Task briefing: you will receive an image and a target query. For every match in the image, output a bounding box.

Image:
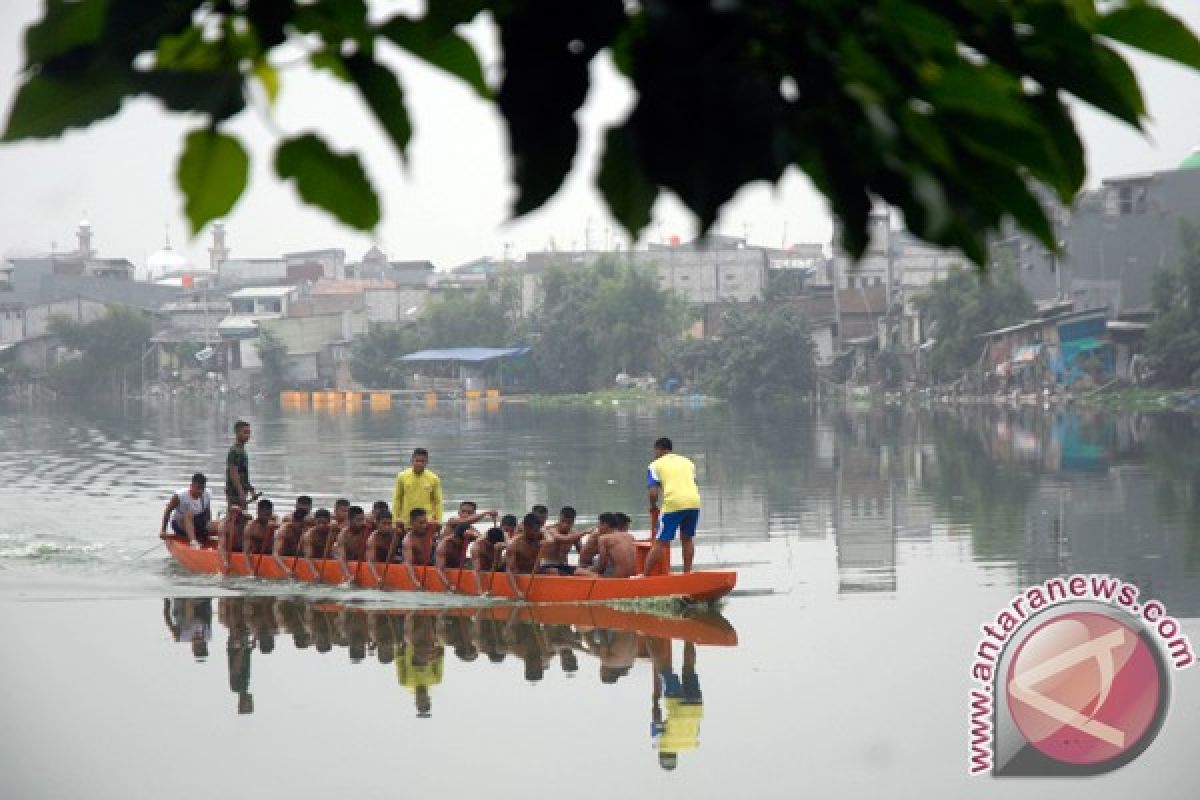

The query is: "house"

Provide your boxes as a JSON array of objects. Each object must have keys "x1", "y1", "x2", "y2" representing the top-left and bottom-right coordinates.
[
  {"x1": 307, "y1": 278, "x2": 403, "y2": 324},
  {"x1": 217, "y1": 286, "x2": 297, "y2": 375},
  {"x1": 980, "y1": 307, "x2": 1113, "y2": 390},
  {"x1": 258, "y1": 311, "x2": 367, "y2": 387}
]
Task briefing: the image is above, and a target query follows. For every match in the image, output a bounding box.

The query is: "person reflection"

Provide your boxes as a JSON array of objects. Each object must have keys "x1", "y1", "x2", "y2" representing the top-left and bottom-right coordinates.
[
  {"x1": 649, "y1": 639, "x2": 704, "y2": 771},
  {"x1": 397, "y1": 614, "x2": 444, "y2": 717},
  {"x1": 439, "y1": 613, "x2": 479, "y2": 663},
  {"x1": 163, "y1": 598, "x2": 212, "y2": 660},
  {"x1": 275, "y1": 597, "x2": 312, "y2": 650},
  {"x1": 220, "y1": 598, "x2": 254, "y2": 715},
  {"x1": 505, "y1": 614, "x2": 551, "y2": 682},
  {"x1": 342, "y1": 608, "x2": 369, "y2": 663},
  {"x1": 369, "y1": 611, "x2": 398, "y2": 665},
  {"x1": 473, "y1": 614, "x2": 508, "y2": 664},
  {"x1": 582, "y1": 627, "x2": 636, "y2": 684}
]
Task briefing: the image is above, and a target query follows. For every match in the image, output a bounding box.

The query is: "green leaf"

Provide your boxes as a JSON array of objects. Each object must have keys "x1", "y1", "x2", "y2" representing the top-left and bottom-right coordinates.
[
  {"x1": 597, "y1": 127, "x2": 659, "y2": 237},
  {"x1": 274, "y1": 133, "x2": 380, "y2": 230},
  {"x1": 1098, "y1": 5, "x2": 1200, "y2": 70},
  {"x1": 2, "y1": 63, "x2": 133, "y2": 141},
  {"x1": 138, "y1": 69, "x2": 246, "y2": 121},
  {"x1": 378, "y1": 16, "x2": 489, "y2": 98},
  {"x1": 254, "y1": 59, "x2": 280, "y2": 105},
  {"x1": 343, "y1": 55, "x2": 413, "y2": 158},
  {"x1": 23, "y1": 0, "x2": 108, "y2": 64},
  {"x1": 177, "y1": 129, "x2": 249, "y2": 233},
  {"x1": 422, "y1": 0, "x2": 487, "y2": 34},
  {"x1": 155, "y1": 26, "x2": 224, "y2": 71}
]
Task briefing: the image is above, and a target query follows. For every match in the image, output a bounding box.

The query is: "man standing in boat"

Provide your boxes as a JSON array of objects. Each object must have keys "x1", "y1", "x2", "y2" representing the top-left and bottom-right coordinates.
[
  {"x1": 643, "y1": 437, "x2": 701, "y2": 576},
  {"x1": 392, "y1": 448, "x2": 443, "y2": 526},
  {"x1": 225, "y1": 420, "x2": 255, "y2": 513}
]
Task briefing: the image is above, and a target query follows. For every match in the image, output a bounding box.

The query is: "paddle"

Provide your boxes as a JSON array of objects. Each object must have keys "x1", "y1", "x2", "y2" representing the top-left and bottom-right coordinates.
[{"x1": 315, "y1": 521, "x2": 339, "y2": 585}]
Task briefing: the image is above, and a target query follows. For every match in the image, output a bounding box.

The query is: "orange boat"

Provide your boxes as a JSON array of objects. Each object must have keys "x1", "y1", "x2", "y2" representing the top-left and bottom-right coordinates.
[{"x1": 161, "y1": 537, "x2": 736, "y2": 604}]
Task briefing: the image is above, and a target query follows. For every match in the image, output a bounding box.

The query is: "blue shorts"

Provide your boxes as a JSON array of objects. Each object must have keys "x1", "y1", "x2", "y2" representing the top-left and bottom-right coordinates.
[{"x1": 656, "y1": 509, "x2": 699, "y2": 542}]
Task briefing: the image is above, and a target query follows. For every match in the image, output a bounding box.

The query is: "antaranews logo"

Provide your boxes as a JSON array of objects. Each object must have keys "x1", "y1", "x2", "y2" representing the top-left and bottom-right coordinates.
[{"x1": 967, "y1": 574, "x2": 1194, "y2": 776}]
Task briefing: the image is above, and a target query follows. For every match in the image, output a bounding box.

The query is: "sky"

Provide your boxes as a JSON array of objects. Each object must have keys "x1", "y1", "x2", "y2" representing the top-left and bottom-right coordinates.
[{"x1": 1, "y1": 0, "x2": 1199, "y2": 274}]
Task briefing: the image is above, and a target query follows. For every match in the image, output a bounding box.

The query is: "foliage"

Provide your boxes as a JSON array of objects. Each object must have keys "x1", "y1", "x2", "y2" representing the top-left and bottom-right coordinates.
[
  {"x1": 420, "y1": 281, "x2": 521, "y2": 349},
  {"x1": 914, "y1": 263, "x2": 1034, "y2": 383},
  {"x1": 1146, "y1": 221, "x2": 1200, "y2": 387},
  {"x1": 45, "y1": 305, "x2": 152, "y2": 395},
  {"x1": 350, "y1": 324, "x2": 419, "y2": 389},
  {"x1": 702, "y1": 303, "x2": 817, "y2": 403},
  {"x1": 7, "y1": 2, "x2": 1200, "y2": 263},
  {"x1": 255, "y1": 328, "x2": 288, "y2": 391},
  {"x1": 529, "y1": 258, "x2": 688, "y2": 393}
]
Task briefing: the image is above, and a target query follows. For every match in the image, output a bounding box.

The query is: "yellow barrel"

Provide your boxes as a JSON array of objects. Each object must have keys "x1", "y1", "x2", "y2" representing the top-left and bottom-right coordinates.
[
  {"x1": 369, "y1": 392, "x2": 392, "y2": 411},
  {"x1": 344, "y1": 391, "x2": 362, "y2": 407},
  {"x1": 465, "y1": 389, "x2": 482, "y2": 400},
  {"x1": 485, "y1": 398, "x2": 501, "y2": 413},
  {"x1": 424, "y1": 391, "x2": 438, "y2": 408},
  {"x1": 486, "y1": 388, "x2": 501, "y2": 399},
  {"x1": 321, "y1": 390, "x2": 344, "y2": 407}
]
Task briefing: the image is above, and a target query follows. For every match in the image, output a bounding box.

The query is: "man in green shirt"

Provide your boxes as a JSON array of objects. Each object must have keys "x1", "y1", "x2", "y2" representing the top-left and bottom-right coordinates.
[{"x1": 225, "y1": 420, "x2": 255, "y2": 513}]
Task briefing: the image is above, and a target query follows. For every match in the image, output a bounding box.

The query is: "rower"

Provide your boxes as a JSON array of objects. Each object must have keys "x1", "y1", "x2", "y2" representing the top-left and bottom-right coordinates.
[
  {"x1": 271, "y1": 503, "x2": 307, "y2": 578},
  {"x1": 499, "y1": 514, "x2": 518, "y2": 542},
  {"x1": 538, "y1": 506, "x2": 584, "y2": 575},
  {"x1": 292, "y1": 495, "x2": 314, "y2": 527},
  {"x1": 470, "y1": 527, "x2": 507, "y2": 595},
  {"x1": 531, "y1": 504, "x2": 549, "y2": 527},
  {"x1": 451, "y1": 500, "x2": 497, "y2": 532},
  {"x1": 241, "y1": 498, "x2": 277, "y2": 573},
  {"x1": 331, "y1": 498, "x2": 351, "y2": 533},
  {"x1": 365, "y1": 510, "x2": 400, "y2": 585},
  {"x1": 595, "y1": 512, "x2": 638, "y2": 578},
  {"x1": 578, "y1": 511, "x2": 618, "y2": 568},
  {"x1": 505, "y1": 512, "x2": 546, "y2": 600},
  {"x1": 160, "y1": 472, "x2": 213, "y2": 547},
  {"x1": 401, "y1": 508, "x2": 440, "y2": 590},
  {"x1": 366, "y1": 500, "x2": 390, "y2": 534},
  {"x1": 335, "y1": 505, "x2": 368, "y2": 584},
  {"x1": 434, "y1": 522, "x2": 476, "y2": 591},
  {"x1": 299, "y1": 508, "x2": 334, "y2": 576}
]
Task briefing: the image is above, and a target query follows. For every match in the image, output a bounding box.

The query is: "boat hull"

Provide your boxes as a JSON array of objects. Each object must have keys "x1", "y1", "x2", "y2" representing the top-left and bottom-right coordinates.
[{"x1": 162, "y1": 538, "x2": 736, "y2": 604}]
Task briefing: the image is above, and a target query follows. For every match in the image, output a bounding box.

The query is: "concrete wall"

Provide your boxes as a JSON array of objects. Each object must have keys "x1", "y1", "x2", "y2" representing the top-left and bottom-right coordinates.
[{"x1": 259, "y1": 311, "x2": 367, "y2": 355}]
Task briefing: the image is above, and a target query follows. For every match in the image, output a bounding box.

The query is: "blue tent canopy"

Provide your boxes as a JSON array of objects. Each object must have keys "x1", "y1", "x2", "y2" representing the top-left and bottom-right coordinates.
[{"x1": 399, "y1": 347, "x2": 531, "y2": 363}]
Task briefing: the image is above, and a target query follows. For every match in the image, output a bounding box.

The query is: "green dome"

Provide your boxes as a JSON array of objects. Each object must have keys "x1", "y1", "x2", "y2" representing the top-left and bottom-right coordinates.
[{"x1": 1182, "y1": 148, "x2": 1200, "y2": 170}]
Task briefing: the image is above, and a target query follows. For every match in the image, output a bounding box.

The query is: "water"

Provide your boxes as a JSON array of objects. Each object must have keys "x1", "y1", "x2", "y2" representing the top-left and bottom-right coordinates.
[{"x1": 1, "y1": 398, "x2": 1198, "y2": 798}]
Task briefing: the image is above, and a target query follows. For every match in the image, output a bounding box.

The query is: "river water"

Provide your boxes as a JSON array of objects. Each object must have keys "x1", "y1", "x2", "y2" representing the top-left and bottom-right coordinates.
[{"x1": 0, "y1": 397, "x2": 1197, "y2": 798}]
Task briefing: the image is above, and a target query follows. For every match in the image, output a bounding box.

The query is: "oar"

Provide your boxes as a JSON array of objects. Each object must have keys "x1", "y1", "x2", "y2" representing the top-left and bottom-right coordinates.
[
  {"x1": 376, "y1": 524, "x2": 404, "y2": 590},
  {"x1": 485, "y1": 541, "x2": 504, "y2": 596},
  {"x1": 521, "y1": 543, "x2": 547, "y2": 603}
]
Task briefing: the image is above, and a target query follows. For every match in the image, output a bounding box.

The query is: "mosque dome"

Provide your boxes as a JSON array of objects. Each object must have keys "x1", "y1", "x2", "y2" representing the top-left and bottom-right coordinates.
[
  {"x1": 145, "y1": 239, "x2": 189, "y2": 280},
  {"x1": 1181, "y1": 146, "x2": 1200, "y2": 171}
]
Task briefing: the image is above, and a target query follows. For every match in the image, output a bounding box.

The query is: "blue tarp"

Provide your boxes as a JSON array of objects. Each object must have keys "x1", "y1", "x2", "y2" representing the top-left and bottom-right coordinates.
[{"x1": 399, "y1": 347, "x2": 531, "y2": 363}]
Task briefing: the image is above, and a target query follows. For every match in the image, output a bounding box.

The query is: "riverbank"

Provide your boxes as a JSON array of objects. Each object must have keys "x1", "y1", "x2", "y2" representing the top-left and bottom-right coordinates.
[
  {"x1": 523, "y1": 388, "x2": 713, "y2": 409},
  {"x1": 835, "y1": 385, "x2": 1200, "y2": 413}
]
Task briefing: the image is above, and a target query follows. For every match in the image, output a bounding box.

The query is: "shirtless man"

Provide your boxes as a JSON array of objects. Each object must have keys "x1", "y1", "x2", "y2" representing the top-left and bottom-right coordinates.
[
  {"x1": 532, "y1": 504, "x2": 549, "y2": 527},
  {"x1": 539, "y1": 506, "x2": 584, "y2": 575},
  {"x1": 366, "y1": 500, "x2": 390, "y2": 535},
  {"x1": 434, "y1": 522, "x2": 476, "y2": 592},
  {"x1": 578, "y1": 512, "x2": 618, "y2": 569},
  {"x1": 499, "y1": 514, "x2": 518, "y2": 542},
  {"x1": 451, "y1": 500, "x2": 497, "y2": 532},
  {"x1": 365, "y1": 510, "x2": 401, "y2": 587},
  {"x1": 335, "y1": 505, "x2": 369, "y2": 585},
  {"x1": 331, "y1": 498, "x2": 351, "y2": 533},
  {"x1": 299, "y1": 508, "x2": 335, "y2": 579},
  {"x1": 505, "y1": 513, "x2": 547, "y2": 601},
  {"x1": 271, "y1": 502, "x2": 308, "y2": 579},
  {"x1": 240, "y1": 498, "x2": 277, "y2": 574},
  {"x1": 595, "y1": 512, "x2": 638, "y2": 578},
  {"x1": 401, "y1": 508, "x2": 440, "y2": 591},
  {"x1": 471, "y1": 527, "x2": 507, "y2": 596}
]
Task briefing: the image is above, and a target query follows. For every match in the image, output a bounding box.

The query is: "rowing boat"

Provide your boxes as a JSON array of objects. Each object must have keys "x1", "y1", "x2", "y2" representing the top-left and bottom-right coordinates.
[{"x1": 161, "y1": 537, "x2": 736, "y2": 603}]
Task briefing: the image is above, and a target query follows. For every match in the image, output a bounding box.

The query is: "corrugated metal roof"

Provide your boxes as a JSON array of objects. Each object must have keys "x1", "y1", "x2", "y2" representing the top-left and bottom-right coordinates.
[
  {"x1": 400, "y1": 347, "x2": 531, "y2": 363},
  {"x1": 228, "y1": 286, "x2": 296, "y2": 298}
]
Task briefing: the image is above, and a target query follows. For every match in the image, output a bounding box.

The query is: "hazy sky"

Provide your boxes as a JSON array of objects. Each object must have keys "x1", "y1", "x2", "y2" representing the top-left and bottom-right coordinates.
[{"x1": 1, "y1": 1, "x2": 1198, "y2": 273}]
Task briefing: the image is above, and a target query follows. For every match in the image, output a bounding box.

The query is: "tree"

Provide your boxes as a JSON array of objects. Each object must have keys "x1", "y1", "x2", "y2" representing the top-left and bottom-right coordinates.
[
  {"x1": 1146, "y1": 220, "x2": 1200, "y2": 386},
  {"x1": 703, "y1": 303, "x2": 817, "y2": 403},
  {"x1": 915, "y1": 264, "x2": 1034, "y2": 384},
  {"x1": 5, "y1": 2, "x2": 1199, "y2": 264},
  {"x1": 255, "y1": 328, "x2": 288, "y2": 391},
  {"x1": 350, "y1": 323, "x2": 418, "y2": 389},
  {"x1": 530, "y1": 258, "x2": 688, "y2": 393},
  {"x1": 46, "y1": 305, "x2": 153, "y2": 396},
  {"x1": 420, "y1": 281, "x2": 521, "y2": 349}
]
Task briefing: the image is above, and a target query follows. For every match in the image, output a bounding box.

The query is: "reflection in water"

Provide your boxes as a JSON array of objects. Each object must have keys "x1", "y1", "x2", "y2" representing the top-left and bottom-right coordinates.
[{"x1": 164, "y1": 595, "x2": 733, "y2": 767}]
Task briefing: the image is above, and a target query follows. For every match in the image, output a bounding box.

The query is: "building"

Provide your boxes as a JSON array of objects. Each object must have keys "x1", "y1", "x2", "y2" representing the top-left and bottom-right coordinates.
[
  {"x1": 258, "y1": 311, "x2": 366, "y2": 387},
  {"x1": 399, "y1": 347, "x2": 532, "y2": 393},
  {"x1": 996, "y1": 150, "x2": 1200, "y2": 315},
  {"x1": 217, "y1": 286, "x2": 298, "y2": 373}
]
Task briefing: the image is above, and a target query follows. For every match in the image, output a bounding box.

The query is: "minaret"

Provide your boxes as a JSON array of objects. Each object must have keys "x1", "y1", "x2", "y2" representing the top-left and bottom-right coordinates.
[
  {"x1": 209, "y1": 221, "x2": 230, "y2": 271},
  {"x1": 77, "y1": 215, "x2": 95, "y2": 258}
]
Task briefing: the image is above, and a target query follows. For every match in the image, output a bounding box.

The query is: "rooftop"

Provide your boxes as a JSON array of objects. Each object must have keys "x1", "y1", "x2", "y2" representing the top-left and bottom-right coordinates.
[
  {"x1": 400, "y1": 347, "x2": 531, "y2": 364},
  {"x1": 228, "y1": 286, "x2": 296, "y2": 299},
  {"x1": 310, "y1": 278, "x2": 396, "y2": 295}
]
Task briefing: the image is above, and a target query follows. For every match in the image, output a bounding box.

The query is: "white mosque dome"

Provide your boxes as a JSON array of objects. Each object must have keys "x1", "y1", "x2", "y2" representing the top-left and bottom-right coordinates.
[{"x1": 145, "y1": 240, "x2": 189, "y2": 281}]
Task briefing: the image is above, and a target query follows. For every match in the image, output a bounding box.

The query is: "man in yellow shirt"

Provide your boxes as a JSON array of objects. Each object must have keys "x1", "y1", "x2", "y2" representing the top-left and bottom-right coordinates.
[
  {"x1": 392, "y1": 448, "x2": 443, "y2": 526},
  {"x1": 643, "y1": 437, "x2": 701, "y2": 576}
]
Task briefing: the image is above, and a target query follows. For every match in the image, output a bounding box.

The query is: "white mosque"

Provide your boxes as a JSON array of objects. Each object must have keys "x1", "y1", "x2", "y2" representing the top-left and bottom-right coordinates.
[{"x1": 142, "y1": 226, "x2": 219, "y2": 286}]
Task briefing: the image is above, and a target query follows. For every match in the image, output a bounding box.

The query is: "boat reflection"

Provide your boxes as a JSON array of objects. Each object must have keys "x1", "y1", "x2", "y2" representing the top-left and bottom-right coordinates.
[{"x1": 163, "y1": 596, "x2": 736, "y2": 767}]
